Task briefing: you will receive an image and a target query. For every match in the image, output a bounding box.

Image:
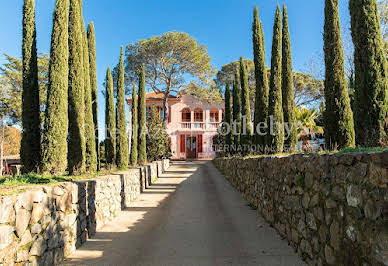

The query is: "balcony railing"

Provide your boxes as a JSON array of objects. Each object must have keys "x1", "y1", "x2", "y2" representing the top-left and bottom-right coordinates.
[{"x1": 180, "y1": 122, "x2": 220, "y2": 130}]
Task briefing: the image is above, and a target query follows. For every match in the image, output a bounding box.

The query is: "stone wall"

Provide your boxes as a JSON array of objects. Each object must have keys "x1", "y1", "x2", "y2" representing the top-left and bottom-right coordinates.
[
  {"x1": 0, "y1": 160, "x2": 169, "y2": 265},
  {"x1": 214, "y1": 153, "x2": 388, "y2": 266}
]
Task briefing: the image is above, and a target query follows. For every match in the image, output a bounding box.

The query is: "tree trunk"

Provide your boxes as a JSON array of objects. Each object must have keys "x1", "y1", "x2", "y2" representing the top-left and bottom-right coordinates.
[
  {"x1": 162, "y1": 90, "x2": 170, "y2": 123},
  {"x1": 0, "y1": 117, "x2": 4, "y2": 177}
]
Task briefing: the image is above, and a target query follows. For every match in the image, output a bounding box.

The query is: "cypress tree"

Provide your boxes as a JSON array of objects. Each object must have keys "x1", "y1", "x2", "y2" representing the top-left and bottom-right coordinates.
[
  {"x1": 105, "y1": 67, "x2": 115, "y2": 167},
  {"x1": 239, "y1": 57, "x2": 253, "y2": 147},
  {"x1": 253, "y1": 5, "x2": 269, "y2": 148},
  {"x1": 81, "y1": 18, "x2": 97, "y2": 172},
  {"x1": 324, "y1": 0, "x2": 355, "y2": 149},
  {"x1": 138, "y1": 64, "x2": 147, "y2": 165},
  {"x1": 232, "y1": 70, "x2": 242, "y2": 148},
  {"x1": 281, "y1": 5, "x2": 298, "y2": 152},
  {"x1": 268, "y1": 5, "x2": 284, "y2": 154},
  {"x1": 224, "y1": 82, "x2": 233, "y2": 148},
  {"x1": 130, "y1": 82, "x2": 138, "y2": 166},
  {"x1": 87, "y1": 22, "x2": 99, "y2": 168},
  {"x1": 21, "y1": 0, "x2": 41, "y2": 173},
  {"x1": 41, "y1": 0, "x2": 69, "y2": 174},
  {"x1": 349, "y1": 0, "x2": 388, "y2": 146},
  {"x1": 68, "y1": 0, "x2": 86, "y2": 174},
  {"x1": 116, "y1": 47, "x2": 129, "y2": 169}
]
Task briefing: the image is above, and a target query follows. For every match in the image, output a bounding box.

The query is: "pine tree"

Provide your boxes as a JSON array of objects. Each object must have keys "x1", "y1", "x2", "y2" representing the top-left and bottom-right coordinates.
[
  {"x1": 130, "y1": 82, "x2": 138, "y2": 166},
  {"x1": 116, "y1": 47, "x2": 129, "y2": 169},
  {"x1": 87, "y1": 22, "x2": 99, "y2": 168},
  {"x1": 232, "y1": 70, "x2": 242, "y2": 148},
  {"x1": 239, "y1": 57, "x2": 253, "y2": 147},
  {"x1": 268, "y1": 5, "x2": 284, "y2": 154},
  {"x1": 41, "y1": 0, "x2": 69, "y2": 174},
  {"x1": 253, "y1": 5, "x2": 269, "y2": 148},
  {"x1": 349, "y1": 0, "x2": 388, "y2": 146},
  {"x1": 224, "y1": 82, "x2": 233, "y2": 148},
  {"x1": 324, "y1": 0, "x2": 355, "y2": 149},
  {"x1": 138, "y1": 64, "x2": 147, "y2": 165},
  {"x1": 21, "y1": 0, "x2": 41, "y2": 173},
  {"x1": 105, "y1": 67, "x2": 115, "y2": 167},
  {"x1": 81, "y1": 17, "x2": 97, "y2": 172},
  {"x1": 68, "y1": 0, "x2": 86, "y2": 174},
  {"x1": 281, "y1": 5, "x2": 298, "y2": 152}
]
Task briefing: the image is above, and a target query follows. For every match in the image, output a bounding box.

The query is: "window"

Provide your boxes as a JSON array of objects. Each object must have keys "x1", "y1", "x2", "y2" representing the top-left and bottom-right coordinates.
[
  {"x1": 210, "y1": 108, "x2": 219, "y2": 122},
  {"x1": 194, "y1": 108, "x2": 204, "y2": 122},
  {"x1": 181, "y1": 108, "x2": 191, "y2": 122}
]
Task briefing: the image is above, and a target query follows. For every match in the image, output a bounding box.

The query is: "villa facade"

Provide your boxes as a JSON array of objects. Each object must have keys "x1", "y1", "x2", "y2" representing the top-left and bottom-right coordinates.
[{"x1": 127, "y1": 86, "x2": 225, "y2": 160}]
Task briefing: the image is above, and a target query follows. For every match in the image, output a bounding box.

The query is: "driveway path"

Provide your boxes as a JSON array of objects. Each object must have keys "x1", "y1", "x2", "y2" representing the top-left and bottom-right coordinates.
[{"x1": 64, "y1": 161, "x2": 304, "y2": 266}]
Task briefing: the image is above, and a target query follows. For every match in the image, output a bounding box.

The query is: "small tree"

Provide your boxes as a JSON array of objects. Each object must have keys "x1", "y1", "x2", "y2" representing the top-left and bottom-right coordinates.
[
  {"x1": 282, "y1": 5, "x2": 298, "y2": 152},
  {"x1": 232, "y1": 71, "x2": 242, "y2": 148},
  {"x1": 252, "y1": 6, "x2": 269, "y2": 148},
  {"x1": 116, "y1": 47, "x2": 129, "y2": 169},
  {"x1": 68, "y1": 0, "x2": 86, "y2": 174},
  {"x1": 21, "y1": 0, "x2": 41, "y2": 173},
  {"x1": 87, "y1": 22, "x2": 99, "y2": 168},
  {"x1": 349, "y1": 0, "x2": 388, "y2": 146},
  {"x1": 324, "y1": 0, "x2": 355, "y2": 149},
  {"x1": 147, "y1": 106, "x2": 170, "y2": 161},
  {"x1": 105, "y1": 67, "x2": 115, "y2": 167},
  {"x1": 224, "y1": 82, "x2": 232, "y2": 148},
  {"x1": 138, "y1": 64, "x2": 147, "y2": 165},
  {"x1": 268, "y1": 5, "x2": 284, "y2": 154},
  {"x1": 130, "y1": 82, "x2": 138, "y2": 166},
  {"x1": 82, "y1": 18, "x2": 97, "y2": 173},
  {"x1": 41, "y1": 0, "x2": 69, "y2": 174},
  {"x1": 240, "y1": 57, "x2": 253, "y2": 147}
]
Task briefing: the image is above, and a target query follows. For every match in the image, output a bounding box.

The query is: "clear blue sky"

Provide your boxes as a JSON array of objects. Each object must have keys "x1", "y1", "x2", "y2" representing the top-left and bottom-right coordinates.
[{"x1": 0, "y1": 0, "x2": 351, "y2": 138}]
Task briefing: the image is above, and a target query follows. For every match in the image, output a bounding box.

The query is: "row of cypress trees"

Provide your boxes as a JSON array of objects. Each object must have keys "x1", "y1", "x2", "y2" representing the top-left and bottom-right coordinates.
[
  {"x1": 22, "y1": 0, "x2": 99, "y2": 174},
  {"x1": 225, "y1": 0, "x2": 387, "y2": 154},
  {"x1": 225, "y1": 5, "x2": 297, "y2": 154},
  {"x1": 104, "y1": 58, "x2": 147, "y2": 168}
]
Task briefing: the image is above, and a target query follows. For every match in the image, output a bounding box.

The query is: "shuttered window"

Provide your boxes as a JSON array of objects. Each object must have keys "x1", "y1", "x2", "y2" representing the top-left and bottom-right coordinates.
[
  {"x1": 180, "y1": 135, "x2": 186, "y2": 153},
  {"x1": 197, "y1": 134, "x2": 203, "y2": 153}
]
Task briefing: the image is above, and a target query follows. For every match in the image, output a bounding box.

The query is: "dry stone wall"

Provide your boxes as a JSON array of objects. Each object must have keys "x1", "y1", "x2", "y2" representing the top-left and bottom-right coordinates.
[
  {"x1": 214, "y1": 153, "x2": 388, "y2": 266},
  {"x1": 0, "y1": 160, "x2": 169, "y2": 266}
]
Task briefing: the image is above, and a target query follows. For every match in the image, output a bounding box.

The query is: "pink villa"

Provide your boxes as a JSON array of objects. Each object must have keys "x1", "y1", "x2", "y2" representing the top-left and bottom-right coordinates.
[{"x1": 127, "y1": 83, "x2": 225, "y2": 160}]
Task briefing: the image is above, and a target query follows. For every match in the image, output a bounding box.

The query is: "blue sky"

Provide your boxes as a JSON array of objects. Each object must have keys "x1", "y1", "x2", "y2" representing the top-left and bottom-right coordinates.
[{"x1": 0, "y1": 0, "x2": 351, "y2": 138}]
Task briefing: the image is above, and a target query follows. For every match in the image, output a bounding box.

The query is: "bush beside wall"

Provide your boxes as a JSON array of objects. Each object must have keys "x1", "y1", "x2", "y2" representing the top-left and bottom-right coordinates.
[{"x1": 214, "y1": 153, "x2": 388, "y2": 266}]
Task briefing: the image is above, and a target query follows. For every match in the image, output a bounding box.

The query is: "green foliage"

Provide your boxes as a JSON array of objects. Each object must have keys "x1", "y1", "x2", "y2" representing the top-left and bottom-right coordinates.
[
  {"x1": 1, "y1": 54, "x2": 49, "y2": 125},
  {"x1": 350, "y1": 0, "x2": 388, "y2": 146},
  {"x1": 324, "y1": 0, "x2": 355, "y2": 150},
  {"x1": 21, "y1": 0, "x2": 41, "y2": 173},
  {"x1": 68, "y1": 0, "x2": 86, "y2": 174},
  {"x1": 87, "y1": 22, "x2": 99, "y2": 169},
  {"x1": 295, "y1": 107, "x2": 323, "y2": 137},
  {"x1": 138, "y1": 64, "x2": 147, "y2": 165},
  {"x1": 224, "y1": 82, "x2": 233, "y2": 147},
  {"x1": 130, "y1": 82, "x2": 138, "y2": 166},
  {"x1": 282, "y1": 5, "x2": 298, "y2": 153},
  {"x1": 252, "y1": 6, "x2": 269, "y2": 148},
  {"x1": 146, "y1": 106, "x2": 170, "y2": 161},
  {"x1": 116, "y1": 47, "x2": 129, "y2": 169},
  {"x1": 268, "y1": 6, "x2": 284, "y2": 154},
  {"x1": 232, "y1": 70, "x2": 242, "y2": 148},
  {"x1": 183, "y1": 82, "x2": 223, "y2": 104},
  {"x1": 239, "y1": 57, "x2": 253, "y2": 147},
  {"x1": 124, "y1": 32, "x2": 215, "y2": 121},
  {"x1": 81, "y1": 18, "x2": 97, "y2": 173},
  {"x1": 105, "y1": 67, "x2": 115, "y2": 167},
  {"x1": 41, "y1": 0, "x2": 69, "y2": 174}
]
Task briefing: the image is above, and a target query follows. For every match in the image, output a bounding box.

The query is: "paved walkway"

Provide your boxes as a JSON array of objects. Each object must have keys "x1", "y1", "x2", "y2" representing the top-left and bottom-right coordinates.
[{"x1": 63, "y1": 161, "x2": 304, "y2": 266}]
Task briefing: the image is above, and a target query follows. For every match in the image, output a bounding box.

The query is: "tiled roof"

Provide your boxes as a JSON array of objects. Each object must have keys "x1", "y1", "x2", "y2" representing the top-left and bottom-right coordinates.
[{"x1": 126, "y1": 91, "x2": 179, "y2": 103}]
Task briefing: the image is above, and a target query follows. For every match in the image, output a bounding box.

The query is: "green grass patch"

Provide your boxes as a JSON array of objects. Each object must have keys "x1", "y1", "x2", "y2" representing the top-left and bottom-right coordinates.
[{"x1": 336, "y1": 146, "x2": 388, "y2": 154}]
